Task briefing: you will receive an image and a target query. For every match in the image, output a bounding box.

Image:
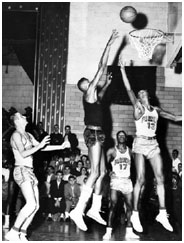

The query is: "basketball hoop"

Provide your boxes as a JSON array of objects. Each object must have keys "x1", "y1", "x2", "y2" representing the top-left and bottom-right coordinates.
[{"x1": 129, "y1": 28, "x2": 165, "y2": 60}]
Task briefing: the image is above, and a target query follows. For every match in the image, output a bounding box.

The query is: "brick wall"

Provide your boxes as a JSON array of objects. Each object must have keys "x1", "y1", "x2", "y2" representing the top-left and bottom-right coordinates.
[
  {"x1": 64, "y1": 67, "x2": 182, "y2": 162},
  {"x1": 2, "y1": 65, "x2": 33, "y2": 113}
]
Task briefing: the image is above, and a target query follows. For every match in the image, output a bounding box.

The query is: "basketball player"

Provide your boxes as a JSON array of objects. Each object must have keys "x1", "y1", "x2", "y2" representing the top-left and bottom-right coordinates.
[
  {"x1": 119, "y1": 59, "x2": 182, "y2": 233},
  {"x1": 5, "y1": 112, "x2": 70, "y2": 241},
  {"x1": 70, "y1": 30, "x2": 119, "y2": 231},
  {"x1": 103, "y1": 131, "x2": 139, "y2": 240}
]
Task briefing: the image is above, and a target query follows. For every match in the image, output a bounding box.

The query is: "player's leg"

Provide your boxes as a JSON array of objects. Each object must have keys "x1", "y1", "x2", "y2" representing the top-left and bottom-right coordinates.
[
  {"x1": 5, "y1": 180, "x2": 38, "y2": 241},
  {"x1": 124, "y1": 192, "x2": 140, "y2": 239},
  {"x1": 103, "y1": 189, "x2": 118, "y2": 240},
  {"x1": 150, "y1": 154, "x2": 173, "y2": 231},
  {"x1": 70, "y1": 141, "x2": 101, "y2": 231},
  {"x1": 19, "y1": 185, "x2": 39, "y2": 240},
  {"x1": 131, "y1": 153, "x2": 145, "y2": 232},
  {"x1": 87, "y1": 148, "x2": 106, "y2": 225}
]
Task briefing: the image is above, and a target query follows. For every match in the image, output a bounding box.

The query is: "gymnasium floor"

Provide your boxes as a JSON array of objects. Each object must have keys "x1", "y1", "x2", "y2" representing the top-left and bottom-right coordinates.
[{"x1": 2, "y1": 212, "x2": 182, "y2": 241}]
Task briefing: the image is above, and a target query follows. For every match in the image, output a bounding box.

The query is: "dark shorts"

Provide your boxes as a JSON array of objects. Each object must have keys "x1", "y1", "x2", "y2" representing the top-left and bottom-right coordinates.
[{"x1": 84, "y1": 127, "x2": 105, "y2": 147}]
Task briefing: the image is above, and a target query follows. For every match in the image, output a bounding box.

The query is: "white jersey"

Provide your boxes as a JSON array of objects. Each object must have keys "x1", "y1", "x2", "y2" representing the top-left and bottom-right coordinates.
[
  {"x1": 111, "y1": 146, "x2": 131, "y2": 178},
  {"x1": 135, "y1": 106, "x2": 158, "y2": 137},
  {"x1": 11, "y1": 132, "x2": 33, "y2": 168}
]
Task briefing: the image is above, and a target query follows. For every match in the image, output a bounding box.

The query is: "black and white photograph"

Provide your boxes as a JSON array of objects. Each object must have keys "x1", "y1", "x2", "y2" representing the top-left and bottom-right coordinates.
[{"x1": 2, "y1": 1, "x2": 182, "y2": 241}]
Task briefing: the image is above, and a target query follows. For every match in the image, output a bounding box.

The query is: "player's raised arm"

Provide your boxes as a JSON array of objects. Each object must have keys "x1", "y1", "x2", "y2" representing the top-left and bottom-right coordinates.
[
  {"x1": 89, "y1": 30, "x2": 119, "y2": 90},
  {"x1": 119, "y1": 57, "x2": 144, "y2": 118},
  {"x1": 119, "y1": 58, "x2": 137, "y2": 105}
]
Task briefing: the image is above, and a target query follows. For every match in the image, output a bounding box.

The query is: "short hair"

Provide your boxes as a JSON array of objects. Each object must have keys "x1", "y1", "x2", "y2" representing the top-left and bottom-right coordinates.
[
  {"x1": 116, "y1": 130, "x2": 127, "y2": 141},
  {"x1": 65, "y1": 125, "x2": 71, "y2": 130},
  {"x1": 172, "y1": 149, "x2": 179, "y2": 155},
  {"x1": 137, "y1": 90, "x2": 149, "y2": 99},
  {"x1": 56, "y1": 170, "x2": 63, "y2": 175},
  {"x1": 68, "y1": 175, "x2": 76, "y2": 181},
  {"x1": 77, "y1": 77, "x2": 88, "y2": 91},
  {"x1": 10, "y1": 112, "x2": 19, "y2": 126},
  {"x1": 48, "y1": 165, "x2": 54, "y2": 170}
]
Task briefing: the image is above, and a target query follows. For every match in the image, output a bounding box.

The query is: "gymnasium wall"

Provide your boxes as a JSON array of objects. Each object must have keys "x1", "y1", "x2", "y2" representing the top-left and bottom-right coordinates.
[
  {"x1": 64, "y1": 67, "x2": 182, "y2": 161},
  {"x1": 2, "y1": 65, "x2": 33, "y2": 113},
  {"x1": 2, "y1": 2, "x2": 182, "y2": 161}
]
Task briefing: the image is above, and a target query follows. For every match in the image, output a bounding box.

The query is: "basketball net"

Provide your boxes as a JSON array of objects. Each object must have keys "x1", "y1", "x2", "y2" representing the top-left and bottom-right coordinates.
[{"x1": 129, "y1": 29, "x2": 164, "y2": 60}]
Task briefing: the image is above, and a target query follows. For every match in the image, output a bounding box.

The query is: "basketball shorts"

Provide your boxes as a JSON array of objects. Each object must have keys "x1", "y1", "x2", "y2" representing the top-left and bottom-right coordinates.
[
  {"x1": 132, "y1": 136, "x2": 160, "y2": 159},
  {"x1": 110, "y1": 177, "x2": 133, "y2": 195},
  {"x1": 84, "y1": 128, "x2": 105, "y2": 147},
  {"x1": 13, "y1": 166, "x2": 38, "y2": 187}
]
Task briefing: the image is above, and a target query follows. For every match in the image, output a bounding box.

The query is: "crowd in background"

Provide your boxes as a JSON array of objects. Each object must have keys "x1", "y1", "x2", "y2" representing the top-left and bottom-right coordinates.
[{"x1": 2, "y1": 106, "x2": 182, "y2": 228}]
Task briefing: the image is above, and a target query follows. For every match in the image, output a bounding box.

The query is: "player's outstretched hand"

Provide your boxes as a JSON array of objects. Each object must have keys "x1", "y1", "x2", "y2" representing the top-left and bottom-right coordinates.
[
  {"x1": 39, "y1": 135, "x2": 50, "y2": 149},
  {"x1": 61, "y1": 141, "x2": 71, "y2": 150},
  {"x1": 108, "y1": 29, "x2": 119, "y2": 46}
]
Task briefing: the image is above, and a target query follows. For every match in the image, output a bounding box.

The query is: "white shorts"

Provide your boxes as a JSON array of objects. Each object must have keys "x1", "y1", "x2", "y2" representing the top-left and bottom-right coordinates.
[
  {"x1": 110, "y1": 177, "x2": 133, "y2": 195},
  {"x1": 132, "y1": 137, "x2": 160, "y2": 159}
]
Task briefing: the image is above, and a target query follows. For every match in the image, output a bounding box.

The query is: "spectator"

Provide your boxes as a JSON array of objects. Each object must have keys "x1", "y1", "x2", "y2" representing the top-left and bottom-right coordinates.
[
  {"x1": 34, "y1": 121, "x2": 48, "y2": 142},
  {"x1": 72, "y1": 161, "x2": 83, "y2": 177},
  {"x1": 63, "y1": 166, "x2": 72, "y2": 182},
  {"x1": 45, "y1": 166, "x2": 56, "y2": 196},
  {"x1": 50, "y1": 124, "x2": 64, "y2": 157},
  {"x1": 84, "y1": 158, "x2": 91, "y2": 175},
  {"x1": 50, "y1": 124, "x2": 64, "y2": 145},
  {"x1": 178, "y1": 163, "x2": 182, "y2": 178},
  {"x1": 47, "y1": 170, "x2": 66, "y2": 222},
  {"x1": 77, "y1": 167, "x2": 88, "y2": 187},
  {"x1": 172, "y1": 149, "x2": 181, "y2": 174},
  {"x1": 64, "y1": 175, "x2": 81, "y2": 221},
  {"x1": 170, "y1": 172, "x2": 182, "y2": 227},
  {"x1": 55, "y1": 157, "x2": 65, "y2": 172},
  {"x1": 63, "y1": 125, "x2": 79, "y2": 157},
  {"x1": 49, "y1": 155, "x2": 60, "y2": 173},
  {"x1": 74, "y1": 148, "x2": 81, "y2": 162},
  {"x1": 65, "y1": 153, "x2": 77, "y2": 174},
  {"x1": 81, "y1": 155, "x2": 88, "y2": 167}
]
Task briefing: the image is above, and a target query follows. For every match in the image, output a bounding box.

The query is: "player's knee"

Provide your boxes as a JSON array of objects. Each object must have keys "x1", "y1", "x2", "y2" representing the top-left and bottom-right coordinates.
[
  {"x1": 136, "y1": 176, "x2": 145, "y2": 186},
  {"x1": 90, "y1": 167, "x2": 99, "y2": 180},
  {"x1": 26, "y1": 199, "x2": 38, "y2": 213},
  {"x1": 155, "y1": 174, "x2": 164, "y2": 185}
]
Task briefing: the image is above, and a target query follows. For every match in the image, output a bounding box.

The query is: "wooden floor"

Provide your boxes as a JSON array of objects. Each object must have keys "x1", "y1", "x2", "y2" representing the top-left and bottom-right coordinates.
[{"x1": 2, "y1": 212, "x2": 182, "y2": 241}]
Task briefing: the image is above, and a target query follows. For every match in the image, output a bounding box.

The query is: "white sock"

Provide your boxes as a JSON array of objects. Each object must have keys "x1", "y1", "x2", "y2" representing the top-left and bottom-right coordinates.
[{"x1": 106, "y1": 227, "x2": 112, "y2": 234}]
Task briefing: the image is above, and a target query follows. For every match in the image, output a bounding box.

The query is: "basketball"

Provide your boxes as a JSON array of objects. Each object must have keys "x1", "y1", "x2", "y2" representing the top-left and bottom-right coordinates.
[{"x1": 120, "y1": 6, "x2": 137, "y2": 23}]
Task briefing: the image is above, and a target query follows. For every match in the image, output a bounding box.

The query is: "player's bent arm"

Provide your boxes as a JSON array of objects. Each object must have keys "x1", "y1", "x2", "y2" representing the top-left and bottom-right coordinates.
[
  {"x1": 155, "y1": 107, "x2": 182, "y2": 122},
  {"x1": 42, "y1": 141, "x2": 70, "y2": 151},
  {"x1": 90, "y1": 30, "x2": 119, "y2": 91}
]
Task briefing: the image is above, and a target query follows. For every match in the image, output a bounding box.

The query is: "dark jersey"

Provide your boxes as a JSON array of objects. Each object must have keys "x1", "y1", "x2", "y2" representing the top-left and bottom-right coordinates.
[{"x1": 83, "y1": 98, "x2": 103, "y2": 127}]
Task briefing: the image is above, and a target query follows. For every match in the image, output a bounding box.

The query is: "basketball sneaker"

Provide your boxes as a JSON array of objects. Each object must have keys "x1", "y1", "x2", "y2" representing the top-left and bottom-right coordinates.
[
  {"x1": 103, "y1": 227, "x2": 112, "y2": 240},
  {"x1": 86, "y1": 209, "x2": 106, "y2": 225},
  {"x1": 155, "y1": 210, "x2": 173, "y2": 232},
  {"x1": 130, "y1": 211, "x2": 143, "y2": 232},
  {"x1": 19, "y1": 232, "x2": 28, "y2": 241},
  {"x1": 5, "y1": 229, "x2": 21, "y2": 241},
  {"x1": 125, "y1": 227, "x2": 140, "y2": 240},
  {"x1": 70, "y1": 209, "x2": 87, "y2": 231}
]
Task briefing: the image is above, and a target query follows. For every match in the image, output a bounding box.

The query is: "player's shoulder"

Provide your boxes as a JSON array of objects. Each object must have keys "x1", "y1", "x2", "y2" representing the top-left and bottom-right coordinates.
[
  {"x1": 11, "y1": 130, "x2": 21, "y2": 139},
  {"x1": 152, "y1": 106, "x2": 161, "y2": 113}
]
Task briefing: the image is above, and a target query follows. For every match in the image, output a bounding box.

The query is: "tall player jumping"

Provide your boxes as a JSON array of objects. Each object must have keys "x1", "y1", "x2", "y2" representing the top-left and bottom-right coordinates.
[{"x1": 119, "y1": 58, "x2": 181, "y2": 233}]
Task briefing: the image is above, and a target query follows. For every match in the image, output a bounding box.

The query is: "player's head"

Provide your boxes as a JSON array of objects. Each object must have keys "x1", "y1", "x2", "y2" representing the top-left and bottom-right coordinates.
[
  {"x1": 116, "y1": 130, "x2": 127, "y2": 144},
  {"x1": 137, "y1": 90, "x2": 149, "y2": 103},
  {"x1": 10, "y1": 112, "x2": 28, "y2": 128},
  {"x1": 77, "y1": 77, "x2": 90, "y2": 92}
]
